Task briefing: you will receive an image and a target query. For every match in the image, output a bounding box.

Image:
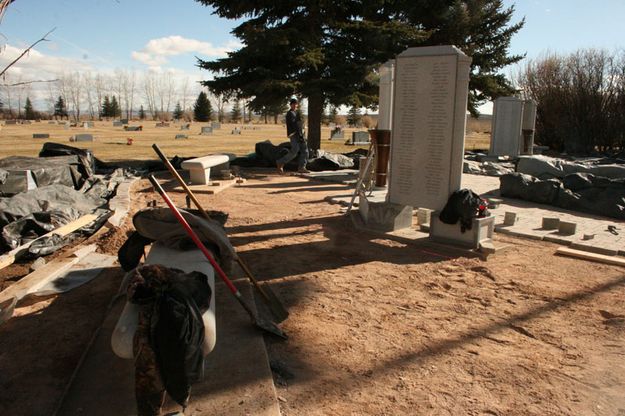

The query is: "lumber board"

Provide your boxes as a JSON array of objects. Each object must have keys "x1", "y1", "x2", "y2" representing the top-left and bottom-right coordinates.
[
  {"x1": 0, "y1": 213, "x2": 98, "y2": 271},
  {"x1": 0, "y1": 244, "x2": 97, "y2": 304},
  {"x1": 556, "y1": 246, "x2": 625, "y2": 267}
]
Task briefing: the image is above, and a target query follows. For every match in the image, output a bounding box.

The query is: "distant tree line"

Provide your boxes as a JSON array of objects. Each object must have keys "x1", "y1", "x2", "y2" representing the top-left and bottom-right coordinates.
[{"x1": 517, "y1": 49, "x2": 625, "y2": 154}]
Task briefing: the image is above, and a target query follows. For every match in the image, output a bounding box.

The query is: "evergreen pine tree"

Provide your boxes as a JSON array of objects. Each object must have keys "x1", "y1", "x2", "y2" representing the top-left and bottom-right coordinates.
[
  {"x1": 101, "y1": 96, "x2": 111, "y2": 118},
  {"x1": 110, "y1": 96, "x2": 121, "y2": 118},
  {"x1": 329, "y1": 106, "x2": 338, "y2": 124},
  {"x1": 230, "y1": 99, "x2": 241, "y2": 123},
  {"x1": 193, "y1": 91, "x2": 212, "y2": 122},
  {"x1": 347, "y1": 104, "x2": 362, "y2": 127},
  {"x1": 24, "y1": 97, "x2": 35, "y2": 120},
  {"x1": 54, "y1": 96, "x2": 68, "y2": 119},
  {"x1": 173, "y1": 102, "x2": 184, "y2": 120},
  {"x1": 138, "y1": 105, "x2": 146, "y2": 120}
]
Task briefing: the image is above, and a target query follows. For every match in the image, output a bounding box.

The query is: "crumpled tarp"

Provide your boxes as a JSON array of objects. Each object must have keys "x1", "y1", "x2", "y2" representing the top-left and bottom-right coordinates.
[
  {"x1": 0, "y1": 155, "x2": 85, "y2": 193},
  {"x1": 231, "y1": 140, "x2": 365, "y2": 171},
  {"x1": 0, "y1": 184, "x2": 108, "y2": 251},
  {"x1": 500, "y1": 172, "x2": 625, "y2": 220},
  {"x1": 39, "y1": 142, "x2": 98, "y2": 177},
  {"x1": 463, "y1": 160, "x2": 514, "y2": 177},
  {"x1": 517, "y1": 155, "x2": 625, "y2": 180}
]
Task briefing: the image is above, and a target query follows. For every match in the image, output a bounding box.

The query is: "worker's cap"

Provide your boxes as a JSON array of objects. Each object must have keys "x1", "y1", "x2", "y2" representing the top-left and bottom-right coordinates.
[{"x1": 289, "y1": 98, "x2": 298, "y2": 104}]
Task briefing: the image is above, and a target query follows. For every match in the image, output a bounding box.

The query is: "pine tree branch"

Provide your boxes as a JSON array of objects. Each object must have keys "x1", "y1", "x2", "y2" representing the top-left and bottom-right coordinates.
[{"x1": 0, "y1": 27, "x2": 56, "y2": 78}]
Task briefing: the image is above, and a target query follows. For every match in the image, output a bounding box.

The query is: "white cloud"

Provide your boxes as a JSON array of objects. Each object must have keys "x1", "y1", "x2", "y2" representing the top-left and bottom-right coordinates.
[
  {"x1": 0, "y1": 44, "x2": 94, "y2": 80},
  {"x1": 131, "y1": 35, "x2": 240, "y2": 67}
]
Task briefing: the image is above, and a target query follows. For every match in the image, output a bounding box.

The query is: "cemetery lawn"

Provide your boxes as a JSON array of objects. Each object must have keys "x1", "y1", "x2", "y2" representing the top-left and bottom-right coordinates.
[{"x1": 0, "y1": 119, "x2": 491, "y2": 162}]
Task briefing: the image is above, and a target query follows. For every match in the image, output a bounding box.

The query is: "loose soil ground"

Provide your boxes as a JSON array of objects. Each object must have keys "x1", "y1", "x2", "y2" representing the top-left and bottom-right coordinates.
[{"x1": 2, "y1": 169, "x2": 622, "y2": 416}]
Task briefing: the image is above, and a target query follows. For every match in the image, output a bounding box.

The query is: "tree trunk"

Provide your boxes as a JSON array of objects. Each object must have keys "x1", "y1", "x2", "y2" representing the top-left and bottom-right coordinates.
[{"x1": 307, "y1": 92, "x2": 323, "y2": 151}]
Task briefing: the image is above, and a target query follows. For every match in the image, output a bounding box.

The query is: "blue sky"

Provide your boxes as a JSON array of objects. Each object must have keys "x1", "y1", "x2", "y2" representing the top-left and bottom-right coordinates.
[{"x1": 0, "y1": 1, "x2": 624, "y2": 112}]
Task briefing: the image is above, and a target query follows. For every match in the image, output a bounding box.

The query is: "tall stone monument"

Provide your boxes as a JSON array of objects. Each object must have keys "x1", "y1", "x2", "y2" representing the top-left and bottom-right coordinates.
[
  {"x1": 489, "y1": 97, "x2": 537, "y2": 157},
  {"x1": 378, "y1": 60, "x2": 395, "y2": 130},
  {"x1": 489, "y1": 96, "x2": 523, "y2": 156},
  {"x1": 387, "y1": 45, "x2": 471, "y2": 211}
]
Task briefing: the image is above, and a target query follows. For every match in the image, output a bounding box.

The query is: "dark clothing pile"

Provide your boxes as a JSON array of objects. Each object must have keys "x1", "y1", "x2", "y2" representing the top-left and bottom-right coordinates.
[
  {"x1": 439, "y1": 189, "x2": 486, "y2": 232},
  {"x1": 127, "y1": 264, "x2": 211, "y2": 415}
]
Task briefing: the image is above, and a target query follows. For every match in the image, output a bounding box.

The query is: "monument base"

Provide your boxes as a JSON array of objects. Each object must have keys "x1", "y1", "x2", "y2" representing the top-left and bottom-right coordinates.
[
  {"x1": 358, "y1": 194, "x2": 412, "y2": 232},
  {"x1": 429, "y1": 212, "x2": 495, "y2": 249}
]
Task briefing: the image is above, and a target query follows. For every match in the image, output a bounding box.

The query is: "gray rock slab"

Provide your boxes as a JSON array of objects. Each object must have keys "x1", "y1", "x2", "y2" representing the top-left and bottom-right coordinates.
[
  {"x1": 73, "y1": 133, "x2": 94, "y2": 142},
  {"x1": 175, "y1": 134, "x2": 189, "y2": 140},
  {"x1": 33, "y1": 133, "x2": 50, "y2": 138}
]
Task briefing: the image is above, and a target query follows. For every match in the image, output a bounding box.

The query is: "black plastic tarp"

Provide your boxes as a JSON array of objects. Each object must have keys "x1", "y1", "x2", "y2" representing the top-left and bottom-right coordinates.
[{"x1": 500, "y1": 172, "x2": 625, "y2": 220}]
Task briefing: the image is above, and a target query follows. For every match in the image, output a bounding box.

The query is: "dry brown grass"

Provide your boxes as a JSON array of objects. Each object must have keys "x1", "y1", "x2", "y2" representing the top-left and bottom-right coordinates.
[{"x1": 0, "y1": 119, "x2": 491, "y2": 162}]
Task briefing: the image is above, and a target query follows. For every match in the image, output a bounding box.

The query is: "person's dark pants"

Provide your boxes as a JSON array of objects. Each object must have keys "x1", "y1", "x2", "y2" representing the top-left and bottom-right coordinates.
[{"x1": 277, "y1": 135, "x2": 308, "y2": 169}]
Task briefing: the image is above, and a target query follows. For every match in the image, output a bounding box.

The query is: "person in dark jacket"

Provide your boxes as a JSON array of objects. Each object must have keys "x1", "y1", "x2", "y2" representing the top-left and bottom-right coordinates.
[{"x1": 276, "y1": 98, "x2": 310, "y2": 174}]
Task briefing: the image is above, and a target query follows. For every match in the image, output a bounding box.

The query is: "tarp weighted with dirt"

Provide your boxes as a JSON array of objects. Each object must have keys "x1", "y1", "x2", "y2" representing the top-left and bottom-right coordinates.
[
  {"x1": 231, "y1": 140, "x2": 366, "y2": 171},
  {"x1": 500, "y1": 172, "x2": 625, "y2": 220},
  {"x1": 517, "y1": 155, "x2": 625, "y2": 180}
]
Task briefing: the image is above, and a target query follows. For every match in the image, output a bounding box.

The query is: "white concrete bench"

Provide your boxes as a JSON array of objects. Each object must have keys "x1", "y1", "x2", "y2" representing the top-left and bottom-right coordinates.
[
  {"x1": 181, "y1": 154, "x2": 230, "y2": 185},
  {"x1": 111, "y1": 241, "x2": 217, "y2": 359}
]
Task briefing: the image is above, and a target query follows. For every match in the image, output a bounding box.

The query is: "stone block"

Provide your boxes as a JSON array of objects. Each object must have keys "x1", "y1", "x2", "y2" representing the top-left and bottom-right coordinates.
[
  {"x1": 33, "y1": 133, "x2": 50, "y2": 139},
  {"x1": 417, "y1": 208, "x2": 432, "y2": 226},
  {"x1": 211, "y1": 122, "x2": 221, "y2": 129},
  {"x1": 542, "y1": 217, "x2": 560, "y2": 230},
  {"x1": 358, "y1": 195, "x2": 413, "y2": 232},
  {"x1": 0, "y1": 170, "x2": 37, "y2": 195},
  {"x1": 330, "y1": 129, "x2": 344, "y2": 140},
  {"x1": 503, "y1": 211, "x2": 517, "y2": 226},
  {"x1": 175, "y1": 134, "x2": 188, "y2": 140},
  {"x1": 201, "y1": 126, "x2": 213, "y2": 135},
  {"x1": 113, "y1": 121, "x2": 123, "y2": 127},
  {"x1": 120, "y1": 119, "x2": 129, "y2": 124},
  {"x1": 430, "y1": 212, "x2": 495, "y2": 249},
  {"x1": 558, "y1": 221, "x2": 577, "y2": 235}
]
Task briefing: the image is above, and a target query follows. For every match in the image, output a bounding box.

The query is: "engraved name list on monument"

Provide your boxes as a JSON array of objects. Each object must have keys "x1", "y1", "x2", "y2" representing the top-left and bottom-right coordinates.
[{"x1": 389, "y1": 54, "x2": 456, "y2": 209}]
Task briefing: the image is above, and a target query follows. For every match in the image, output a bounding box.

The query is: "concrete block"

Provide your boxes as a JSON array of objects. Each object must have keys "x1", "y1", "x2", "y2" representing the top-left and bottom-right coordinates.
[
  {"x1": 542, "y1": 217, "x2": 560, "y2": 230},
  {"x1": 503, "y1": 212, "x2": 517, "y2": 226},
  {"x1": 558, "y1": 221, "x2": 577, "y2": 235},
  {"x1": 570, "y1": 243, "x2": 618, "y2": 257},
  {"x1": 430, "y1": 212, "x2": 495, "y2": 249},
  {"x1": 359, "y1": 195, "x2": 412, "y2": 232},
  {"x1": 417, "y1": 208, "x2": 432, "y2": 226}
]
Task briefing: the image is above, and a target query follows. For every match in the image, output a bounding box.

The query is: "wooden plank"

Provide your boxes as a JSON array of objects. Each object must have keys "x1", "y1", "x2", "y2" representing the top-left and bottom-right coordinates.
[
  {"x1": 0, "y1": 214, "x2": 98, "y2": 271},
  {"x1": 0, "y1": 244, "x2": 97, "y2": 304},
  {"x1": 556, "y1": 246, "x2": 625, "y2": 267},
  {"x1": 0, "y1": 244, "x2": 97, "y2": 303}
]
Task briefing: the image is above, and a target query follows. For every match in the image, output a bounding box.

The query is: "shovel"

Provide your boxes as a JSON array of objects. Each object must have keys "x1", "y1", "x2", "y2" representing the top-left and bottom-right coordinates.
[
  {"x1": 152, "y1": 143, "x2": 289, "y2": 322},
  {"x1": 148, "y1": 175, "x2": 287, "y2": 339}
]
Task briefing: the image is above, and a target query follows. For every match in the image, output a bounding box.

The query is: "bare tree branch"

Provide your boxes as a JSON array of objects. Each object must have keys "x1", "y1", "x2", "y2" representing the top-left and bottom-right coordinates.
[
  {"x1": 0, "y1": 0, "x2": 15, "y2": 25},
  {"x1": 1, "y1": 79, "x2": 58, "y2": 87},
  {"x1": 0, "y1": 27, "x2": 56, "y2": 78}
]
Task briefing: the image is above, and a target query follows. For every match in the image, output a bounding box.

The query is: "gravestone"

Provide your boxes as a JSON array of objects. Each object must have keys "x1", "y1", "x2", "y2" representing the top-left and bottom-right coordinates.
[
  {"x1": 73, "y1": 134, "x2": 94, "y2": 142},
  {"x1": 64, "y1": 123, "x2": 70, "y2": 130},
  {"x1": 0, "y1": 170, "x2": 37, "y2": 195},
  {"x1": 201, "y1": 126, "x2": 213, "y2": 135},
  {"x1": 120, "y1": 119, "x2": 129, "y2": 125},
  {"x1": 175, "y1": 134, "x2": 188, "y2": 140},
  {"x1": 48, "y1": 121, "x2": 56, "y2": 124},
  {"x1": 378, "y1": 60, "x2": 395, "y2": 130},
  {"x1": 155, "y1": 122, "x2": 170, "y2": 128},
  {"x1": 232, "y1": 128, "x2": 241, "y2": 135},
  {"x1": 5, "y1": 120, "x2": 16, "y2": 125},
  {"x1": 83, "y1": 121, "x2": 94, "y2": 128},
  {"x1": 180, "y1": 124, "x2": 190, "y2": 130},
  {"x1": 489, "y1": 97, "x2": 524, "y2": 157},
  {"x1": 387, "y1": 45, "x2": 472, "y2": 211},
  {"x1": 124, "y1": 126, "x2": 142, "y2": 131},
  {"x1": 22, "y1": 120, "x2": 32, "y2": 125},
  {"x1": 113, "y1": 121, "x2": 123, "y2": 127},
  {"x1": 33, "y1": 133, "x2": 50, "y2": 139},
  {"x1": 211, "y1": 122, "x2": 221, "y2": 129},
  {"x1": 330, "y1": 128, "x2": 344, "y2": 140},
  {"x1": 351, "y1": 131, "x2": 370, "y2": 144}
]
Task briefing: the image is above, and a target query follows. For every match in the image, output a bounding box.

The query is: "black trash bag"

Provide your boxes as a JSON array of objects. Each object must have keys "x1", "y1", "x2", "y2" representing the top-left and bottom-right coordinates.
[
  {"x1": 39, "y1": 142, "x2": 98, "y2": 177},
  {"x1": 439, "y1": 189, "x2": 484, "y2": 232}
]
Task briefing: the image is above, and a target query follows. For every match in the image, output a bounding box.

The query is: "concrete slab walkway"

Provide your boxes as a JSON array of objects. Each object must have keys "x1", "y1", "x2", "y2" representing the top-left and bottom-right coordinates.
[
  {"x1": 318, "y1": 171, "x2": 625, "y2": 256},
  {"x1": 57, "y1": 279, "x2": 281, "y2": 416}
]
